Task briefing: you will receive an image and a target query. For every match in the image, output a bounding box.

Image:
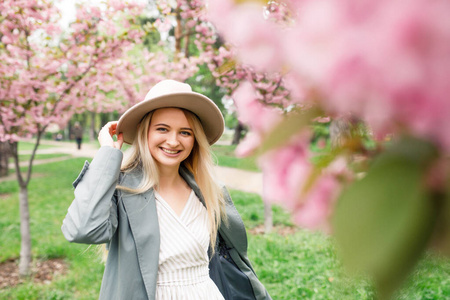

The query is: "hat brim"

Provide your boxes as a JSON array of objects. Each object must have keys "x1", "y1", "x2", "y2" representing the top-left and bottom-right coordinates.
[{"x1": 117, "y1": 92, "x2": 224, "y2": 145}]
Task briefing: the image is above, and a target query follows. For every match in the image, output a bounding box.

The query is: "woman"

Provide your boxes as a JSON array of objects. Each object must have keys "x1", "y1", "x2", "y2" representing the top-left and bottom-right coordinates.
[{"x1": 62, "y1": 80, "x2": 271, "y2": 300}]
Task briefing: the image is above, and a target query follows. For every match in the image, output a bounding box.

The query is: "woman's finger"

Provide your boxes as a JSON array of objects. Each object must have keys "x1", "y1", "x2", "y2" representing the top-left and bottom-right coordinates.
[
  {"x1": 114, "y1": 133, "x2": 124, "y2": 150},
  {"x1": 98, "y1": 121, "x2": 119, "y2": 147}
]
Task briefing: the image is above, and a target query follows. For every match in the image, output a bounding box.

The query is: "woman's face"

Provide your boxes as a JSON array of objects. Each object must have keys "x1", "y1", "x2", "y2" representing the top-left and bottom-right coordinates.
[{"x1": 147, "y1": 108, "x2": 195, "y2": 170}]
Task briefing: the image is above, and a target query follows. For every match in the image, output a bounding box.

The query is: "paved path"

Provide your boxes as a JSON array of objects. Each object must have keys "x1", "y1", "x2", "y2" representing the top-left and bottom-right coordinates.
[{"x1": 5, "y1": 140, "x2": 263, "y2": 196}]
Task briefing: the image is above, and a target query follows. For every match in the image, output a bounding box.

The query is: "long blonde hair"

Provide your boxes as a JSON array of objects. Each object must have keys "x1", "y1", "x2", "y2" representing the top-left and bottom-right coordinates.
[{"x1": 118, "y1": 108, "x2": 227, "y2": 249}]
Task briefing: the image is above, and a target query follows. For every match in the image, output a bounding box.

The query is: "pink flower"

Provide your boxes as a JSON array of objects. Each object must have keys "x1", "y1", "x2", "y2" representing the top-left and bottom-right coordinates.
[
  {"x1": 154, "y1": 18, "x2": 172, "y2": 33},
  {"x1": 159, "y1": 2, "x2": 171, "y2": 15},
  {"x1": 186, "y1": 20, "x2": 197, "y2": 29},
  {"x1": 206, "y1": 0, "x2": 234, "y2": 34},
  {"x1": 1, "y1": 35, "x2": 13, "y2": 44},
  {"x1": 210, "y1": 0, "x2": 450, "y2": 153},
  {"x1": 235, "y1": 132, "x2": 262, "y2": 157},
  {"x1": 294, "y1": 175, "x2": 340, "y2": 232},
  {"x1": 260, "y1": 134, "x2": 313, "y2": 206},
  {"x1": 213, "y1": 3, "x2": 284, "y2": 72},
  {"x1": 259, "y1": 136, "x2": 349, "y2": 231},
  {"x1": 232, "y1": 81, "x2": 281, "y2": 133}
]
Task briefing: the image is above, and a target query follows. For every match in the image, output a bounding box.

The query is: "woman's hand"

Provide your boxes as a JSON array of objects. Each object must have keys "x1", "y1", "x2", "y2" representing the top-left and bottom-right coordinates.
[{"x1": 98, "y1": 121, "x2": 124, "y2": 149}]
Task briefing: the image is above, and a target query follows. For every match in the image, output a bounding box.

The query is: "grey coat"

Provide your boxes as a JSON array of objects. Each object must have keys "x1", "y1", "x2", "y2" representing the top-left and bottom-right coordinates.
[{"x1": 61, "y1": 146, "x2": 271, "y2": 300}]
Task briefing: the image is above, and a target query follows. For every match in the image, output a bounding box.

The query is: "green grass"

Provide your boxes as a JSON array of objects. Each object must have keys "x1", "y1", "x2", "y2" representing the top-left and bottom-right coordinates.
[
  {"x1": 9, "y1": 154, "x2": 71, "y2": 164},
  {"x1": 231, "y1": 190, "x2": 450, "y2": 300},
  {"x1": 212, "y1": 144, "x2": 259, "y2": 172},
  {"x1": 6, "y1": 141, "x2": 68, "y2": 165},
  {"x1": 16, "y1": 141, "x2": 56, "y2": 151},
  {"x1": 247, "y1": 232, "x2": 376, "y2": 299},
  {"x1": 230, "y1": 189, "x2": 375, "y2": 299},
  {"x1": 230, "y1": 190, "x2": 294, "y2": 229},
  {"x1": 0, "y1": 158, "x2": 104, "y2": 299},
  {"x1": 0, "y1": 158, "x2": 449, "y2": 299}
]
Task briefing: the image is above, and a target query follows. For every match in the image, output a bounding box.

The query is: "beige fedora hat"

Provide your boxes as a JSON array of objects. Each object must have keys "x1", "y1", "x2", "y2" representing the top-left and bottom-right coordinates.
[{"x1": 117, "y1": 80, "x2": 224, "y2": 145}]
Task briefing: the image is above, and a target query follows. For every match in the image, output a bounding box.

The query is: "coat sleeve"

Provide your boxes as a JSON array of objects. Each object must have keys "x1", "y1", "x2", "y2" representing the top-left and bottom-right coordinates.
[{"x1": 61, "y1": 146, "x2": 123, "y2": 244}]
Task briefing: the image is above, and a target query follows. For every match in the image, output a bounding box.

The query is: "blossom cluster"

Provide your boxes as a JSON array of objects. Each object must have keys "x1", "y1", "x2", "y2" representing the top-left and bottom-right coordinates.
[
  {"x1": 0, "y1": 0, "x2": 146, "y2": 141},
  {"x1": 207, "y1": 0, "x2": 450, "y2": 231}
]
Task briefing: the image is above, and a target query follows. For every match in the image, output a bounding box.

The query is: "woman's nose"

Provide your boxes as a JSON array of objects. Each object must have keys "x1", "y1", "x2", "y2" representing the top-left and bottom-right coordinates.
[{"x1": 166, "y1": 132, "x2": 180, "y2": 147}]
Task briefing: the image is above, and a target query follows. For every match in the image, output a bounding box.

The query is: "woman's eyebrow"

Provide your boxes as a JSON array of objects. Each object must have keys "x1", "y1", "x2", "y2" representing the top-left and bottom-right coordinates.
[
  {"x1": 153, "y1": 123, "x2": 193, "y2": 131},
  {"x1": 153, "y1": 123, "x2": 169, "y2": 127}
]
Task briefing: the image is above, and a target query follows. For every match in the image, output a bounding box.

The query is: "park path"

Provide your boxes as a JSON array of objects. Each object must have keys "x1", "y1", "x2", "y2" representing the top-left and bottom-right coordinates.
[{"x1": 4, "y1": 139, "x2": 263, "y2": 196}]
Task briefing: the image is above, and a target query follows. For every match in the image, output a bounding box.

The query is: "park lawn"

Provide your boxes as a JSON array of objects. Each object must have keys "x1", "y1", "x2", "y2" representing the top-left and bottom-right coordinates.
[
  {"x1": 15, "y1": 141, "x2": 56, "y2": 151},
  {"x1": 6, "y1": 140, "x2": 70, "y2": 165},
  {"x1": 0, "y1": 158, "x2": 449, "y2": 299},
  {"x1": 212, "y1": 144, "x2": 260, "y2": 172},
  {"x1": 9, "y1": 154, "x2": 71, "y2": 165}
]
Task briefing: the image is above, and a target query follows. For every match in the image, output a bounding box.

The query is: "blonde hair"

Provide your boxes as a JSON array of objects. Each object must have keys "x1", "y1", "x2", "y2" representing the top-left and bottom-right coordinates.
[
  {"x1": 118, "y1": 108, "x2": 227, "y2": 250},
  {"x1": 119, "y1": 111, "x2": 159, "y2": 193}
]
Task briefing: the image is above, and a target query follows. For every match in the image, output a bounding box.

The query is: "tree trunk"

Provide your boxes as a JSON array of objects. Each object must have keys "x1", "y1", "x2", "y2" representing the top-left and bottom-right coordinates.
[
  {"x1": 18, "y1": 185, "x2": 31, "y2": 276},
  {"x1": 100, "y1": 112, "x2": 110, "y2": 128},
  {"x1": 231, "y1": 122, "x2": 245, "y2": 145},
  {"x1": 184, "y1": 28, "x2": 190, "y2": 57},
  {"x1": 90, "y1": 111, "x2": 96, "y2": 141},
  {"x1": 0, "y1": 141, "x2": 10, "y2": 177},
  {"x1": 329, "y1": 118, "x2": 351, "y2": 149},
  {"x1": 10, "y1": 131, "x2": 43, "y2": 276},
  {"x1": 175, "y1": 7, "x2": 182, "y2": 55},
  {"x1": 10, "y1": 141, "x2": 34, "y2": 276}
]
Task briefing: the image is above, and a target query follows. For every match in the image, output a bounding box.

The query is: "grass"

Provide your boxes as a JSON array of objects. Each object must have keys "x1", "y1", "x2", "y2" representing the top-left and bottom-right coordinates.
[
  {"x1": 229, "y1": 190, "x2": 294, "y2": 229},
  {"x1": 6, "y1": 140, "x2": 68, "y2": 165},
  {"x1": 230, "y1": 188, "x2": 450, "y2": 299},
  {"x1": 15, "y1": 141, "x2": 56, "y2": 151},
  {"x1": 0, "y1": 158, "x2": 104, "y2": 299},
  {"x1": 9, "y1": 154, "x2": 71, "y2": 165},
  {"x1": 0, "y1": 157, "x2": 449, "y2": 299},
  {"x1": 212, "y1": 144, "x2": 259, "y2": 172}
]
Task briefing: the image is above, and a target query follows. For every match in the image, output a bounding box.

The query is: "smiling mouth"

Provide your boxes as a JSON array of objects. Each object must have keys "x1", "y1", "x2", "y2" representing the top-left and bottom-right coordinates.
[{"x1": 161, "y1": 148, "x2": 181, "y2": 154}]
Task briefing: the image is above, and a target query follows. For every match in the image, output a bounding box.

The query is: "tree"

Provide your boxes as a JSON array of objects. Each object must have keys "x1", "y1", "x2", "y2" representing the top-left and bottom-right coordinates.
[
  {"x1": 207, "y1": 0, "x2": 450, "y2": 298},
  {"x1": 123, "y1": 0, "x2": 229, "y2": 112},
  {"x1": 0, "y1": 141, "x2": 9, "y2": 177},
  {"x1": 0, "y1": 0, "x2": 144, "y2": 276}
]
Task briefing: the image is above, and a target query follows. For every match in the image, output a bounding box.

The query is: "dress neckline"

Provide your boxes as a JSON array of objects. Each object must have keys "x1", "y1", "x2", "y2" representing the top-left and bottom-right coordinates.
[{"x1": 155, "y1": 189, "x2": 194, "y2": 219}]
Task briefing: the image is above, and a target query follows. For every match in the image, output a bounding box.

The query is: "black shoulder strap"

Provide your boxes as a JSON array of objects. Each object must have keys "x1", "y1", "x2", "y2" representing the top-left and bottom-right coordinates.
[{"x1": 209, "y1": 233, "x2": 233, "y2": 299}]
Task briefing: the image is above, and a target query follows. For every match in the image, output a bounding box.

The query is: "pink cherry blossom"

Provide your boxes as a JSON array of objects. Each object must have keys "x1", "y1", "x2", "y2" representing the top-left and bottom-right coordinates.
[
  {"x1": 0, "y1": 0, "x2": 146, "y2": 142},
  {"x1": 232, "y1": 81, "x2": 282, "y2": 134},
  {"x1": 206, "y1": 0, "x2": 450, "y2": 230},
  {"x1": 293, "y1": 174, "x2": 340, "y2": 232},
  {"x1": 260, "y1": 136, "x2": 351, "y2": 231},
  {"x1": 260, "y1": 135, "x2": 313, "y2": 205},
  {"x1": 207, "y1": 0, "x2": 450, "y2": 152}
]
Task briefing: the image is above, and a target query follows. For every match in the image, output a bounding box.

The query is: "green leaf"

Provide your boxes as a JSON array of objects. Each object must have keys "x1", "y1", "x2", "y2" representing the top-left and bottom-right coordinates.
[
  {"x1": 216, "y1": 59, "x2": 236, "y2": 75},
  {"x1": 333, "y1": 136, "x2": 439, "y2": 299}
]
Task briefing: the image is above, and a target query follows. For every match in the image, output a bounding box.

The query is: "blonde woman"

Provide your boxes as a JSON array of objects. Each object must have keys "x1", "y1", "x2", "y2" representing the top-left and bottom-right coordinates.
[{"x1": 62, "y1": 80, "x2": 271, "y2": 300}]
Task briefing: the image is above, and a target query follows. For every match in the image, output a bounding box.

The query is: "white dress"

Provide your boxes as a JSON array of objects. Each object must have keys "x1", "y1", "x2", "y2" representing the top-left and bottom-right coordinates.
[{"x1": 155, "y1": 190, "x2": 224, "y2": 300}]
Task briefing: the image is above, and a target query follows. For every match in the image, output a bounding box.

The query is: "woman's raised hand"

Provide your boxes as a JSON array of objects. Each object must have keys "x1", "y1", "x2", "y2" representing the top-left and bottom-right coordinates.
[{"x1": 98, "y1": 121, "x2": 124, "y2": 149}]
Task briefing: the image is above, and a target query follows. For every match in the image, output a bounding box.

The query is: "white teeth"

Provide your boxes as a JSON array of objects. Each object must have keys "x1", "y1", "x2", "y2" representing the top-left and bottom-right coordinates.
[{"x1": 162, "y1": 148, "x2": 178, "y2": 154}]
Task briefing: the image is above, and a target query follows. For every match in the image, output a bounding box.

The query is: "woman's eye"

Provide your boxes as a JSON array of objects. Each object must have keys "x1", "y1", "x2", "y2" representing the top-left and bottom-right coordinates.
[
  {"x1": 180, "y1": 131, "x2": 192, "y2": 136},
  {"x1": 156, "y1": 127, "x2": 167, "y2": 132}
]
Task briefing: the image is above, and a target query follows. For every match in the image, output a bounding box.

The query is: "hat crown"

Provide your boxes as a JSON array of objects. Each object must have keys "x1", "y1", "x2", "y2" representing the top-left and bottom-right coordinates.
[{"x1": 144, "y1": 80, "x2": 192, "y2": 101}]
